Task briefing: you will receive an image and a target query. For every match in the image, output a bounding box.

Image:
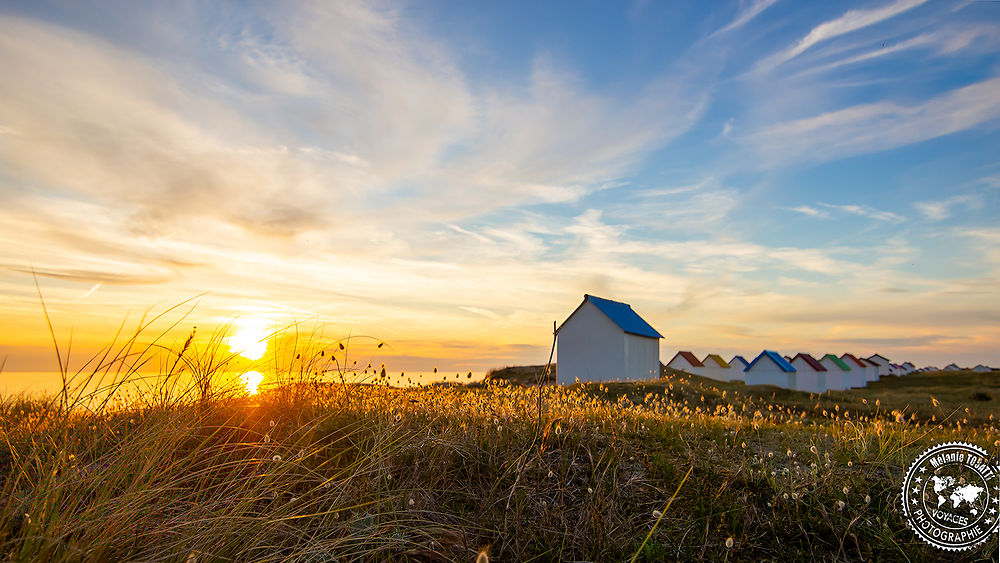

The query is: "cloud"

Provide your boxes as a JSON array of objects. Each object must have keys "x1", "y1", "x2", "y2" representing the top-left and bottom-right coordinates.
[
  {"x1": 615, "y1": 184, "x2": 739, "y2": 233},
  {"x1": 758, "y1": 0, "x2": 929, "y2": 70},
  {"x1": 791, "y1": 25, "x2": 1000, "y2": 78},
  {"x1": 785, "y1": 205, "x2": 831, "y2": 219},
  {"x1": 777, "y1": 276, "x2": 822, "y2": 288},
  {"x1": 981, "y1": 175, "x2": 1000, "y2": 188},
  {"x1": 415, "y1": 55, "x2": 710, "y2": 217},
  {"x1": 9, "y1": 266, "x2": 173, "y2": 285},
  {"x1": 959, "y1": 228, "x2": 1000, "y2": 264},
  {"x1": 711, "y1": 0, "x2": 780, "y2": 37},
  {"x1": 747, "y1": 77, "x2": 1000, "y2": 166},
  {"x1": 720, "y1": 118, "x2": 735, "y2": 138},
  {"x1": 914, "y1": 194, "x2": 981, "y2": 221},
  {"x1": 822, "y1": 334, "x2": 966, "y2": 348},
  {"x1": 459, "y1": 306, "x2": 502, "y2": 320},
  {"x1": 817, "y1": 203, "x2": 905, "y2": 223}
]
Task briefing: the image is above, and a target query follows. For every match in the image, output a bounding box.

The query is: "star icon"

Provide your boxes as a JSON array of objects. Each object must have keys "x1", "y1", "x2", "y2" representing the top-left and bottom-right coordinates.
[
  {"x1": 912, "y1": 487, "x2": 920, "y2": 495},
  {"x1": 912, "y1": 498, "x2": 919, "y2": 505},
  {"x1": 989, "y1": 508, "x2": 996, "y2": 515},
  {"x1": 914, "y1": 476, "x2": 922, "y2": 484},
  {"x1": 919, "y1": 466, "x2": 927, "y2": 473}
]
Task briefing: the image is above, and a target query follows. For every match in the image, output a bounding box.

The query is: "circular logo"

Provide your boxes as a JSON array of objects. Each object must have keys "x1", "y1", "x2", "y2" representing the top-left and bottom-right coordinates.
[{"x1": 901, "y1": 441, "x2": 999, "y2": 551}]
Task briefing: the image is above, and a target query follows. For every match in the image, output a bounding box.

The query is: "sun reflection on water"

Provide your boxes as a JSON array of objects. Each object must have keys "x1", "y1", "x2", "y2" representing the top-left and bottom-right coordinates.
[{"x1": 241, "y1": 371, "x2": 264, "y2": 395}]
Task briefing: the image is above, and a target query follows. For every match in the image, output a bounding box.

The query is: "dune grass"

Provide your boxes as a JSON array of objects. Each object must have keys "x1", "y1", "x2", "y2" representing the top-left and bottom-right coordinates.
[{"x1": 1, "y1": 312, "x2": 998, "y2": 561}]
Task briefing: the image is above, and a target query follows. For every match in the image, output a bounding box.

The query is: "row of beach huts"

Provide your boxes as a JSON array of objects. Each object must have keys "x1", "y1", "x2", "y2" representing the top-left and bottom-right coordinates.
[
  {"x1": 552, "y1": 294, "x2": 994, "y2": 389},
  {"x1": 666, "y1": 351, "x2": 905, "y2": 394}
]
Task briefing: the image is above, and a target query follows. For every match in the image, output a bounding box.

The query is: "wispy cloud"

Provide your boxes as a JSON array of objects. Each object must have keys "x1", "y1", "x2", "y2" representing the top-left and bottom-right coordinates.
[
  {"x1": 614, "y1": 184, "x2": 739, "y2": 233},
  {"x1": 758, "y1": 0, "x2": 929, "y2": 70},
  {"x1": 914, "y1": 194, "x2": 981, "y2": 221},
  {"x1": 785, "y1": 205, "x2": 831, "y2": 219},
  {"x1": 818, "y1": 203, "x2": 905, "y2": 223},
  {"x1": 791, "y1": 25, "x2": 1000, "y2": 78},
  {"x1": 747, "y1": 76, "x2": 1000, "y2": 166},
  {"x1": 711, "y1": 0, "x2": 780, "y2": 37}
]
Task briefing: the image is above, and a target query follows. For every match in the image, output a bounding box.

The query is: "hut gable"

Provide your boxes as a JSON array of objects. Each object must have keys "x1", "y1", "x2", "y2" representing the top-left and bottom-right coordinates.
[
  {"x1": 559, "y1": 294, "x2": 662, "y2": 338},
  {"x1": 840, "y1": 353, "x2": 868, "y2": 388},
  {"x1": 865, "y1": 354, "x2": 893, "y2": 377},
  {"x1": 789, "y1": 353, "x2": 826, "y2": 394},
  {"x1": 840, "y1": 353, "x2": 866, "y2": 368},
  {"x1": 703, "y1": 354, "x2": 730, "y2": 368},
  {"x1": 666, "y1": 351, "x2": 704, "y2": 372},
  {"x1": 819, "y1": 354, "x2": 850, "y2": 391},
  {"x1": 743, "y1": 350, "x2": 796, "y2": 389},
  {"x1": 791, "y1": 353, "x2": 826, "y2": 372},
  {"x1": 745, "y1": 350, "x2": 796, "y2": 373},
  {"x1": 699, "y1": 353, "x2": 739, "y2": 382},
  {"x1": 729, "y1": 355, "x2": 749, "y2": 370},
  {"x1": 821, "y1": 354, "x2": 850, "y2": 371},
  {"x1": 556, "y1": 295, "x2": 662, "y2": 385}
]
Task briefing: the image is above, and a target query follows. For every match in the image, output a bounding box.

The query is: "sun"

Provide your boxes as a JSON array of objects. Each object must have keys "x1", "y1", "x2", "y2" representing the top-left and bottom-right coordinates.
[
  {"x1": 226, "y1": 318, "x2": 270, "y2": 361},
  {"x1": 241, "y1": 371, "x2": 264, "y2": 395}
]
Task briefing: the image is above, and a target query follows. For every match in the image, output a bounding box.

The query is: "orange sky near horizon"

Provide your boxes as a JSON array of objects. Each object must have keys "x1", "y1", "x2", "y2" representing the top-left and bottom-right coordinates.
[{"x1": 2, "y1": 1, "x2": 1000, "y2": 392}]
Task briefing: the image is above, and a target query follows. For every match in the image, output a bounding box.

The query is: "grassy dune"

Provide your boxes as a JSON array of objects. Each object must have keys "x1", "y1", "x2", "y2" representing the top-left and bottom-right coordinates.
[{"x1": 1, "y1": 323, "x2": 998, "y2": 561}]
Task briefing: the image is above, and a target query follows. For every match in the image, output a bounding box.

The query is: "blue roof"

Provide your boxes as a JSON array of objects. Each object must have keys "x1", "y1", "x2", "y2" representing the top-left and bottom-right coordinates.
[
  {"x1": 730, "y1": 355, "x2": 748, "y2": 366},
  {"x1": 744, "y1": 350, "x2": 797, "y2": 373},
  {"x1": 564, "y1": 294, "x2": 663, "y2": 339}
]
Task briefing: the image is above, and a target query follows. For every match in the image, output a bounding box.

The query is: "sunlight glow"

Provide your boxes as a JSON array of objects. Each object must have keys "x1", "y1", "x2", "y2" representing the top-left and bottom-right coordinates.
[
  {"x1": 242, "y1": 371, "x2": 264, "y2": 395},
  {"x1": 227, "y1": 318, "x2": 270, "y2": 361}
]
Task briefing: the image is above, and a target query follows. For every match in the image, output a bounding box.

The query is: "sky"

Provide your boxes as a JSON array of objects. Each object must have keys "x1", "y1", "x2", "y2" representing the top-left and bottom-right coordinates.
[{"x1": 1, "y1": 0, "x2": 1000, "y2": 386}]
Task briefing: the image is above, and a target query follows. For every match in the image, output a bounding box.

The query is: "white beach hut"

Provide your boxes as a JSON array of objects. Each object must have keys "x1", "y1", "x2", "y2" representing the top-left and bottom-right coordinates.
[
  {"x1": 743, "y1": 350, "x2": 796, "y2": 389},
  {"x1": 556, "y1": 294, "x2": 663, "y2": 385},
  {"x1": 859, "y1": 358, "x2": 879, "y2": 383},
  {"x1": 728, "y1": 356, "x2": 749, "y2": 377},
  {"x1": 865, "y1": 354, "x2": 893, "y2": 377},
  {"x1": 819, "y1": 354, "x2": 851, "y2": 391},
  {"x1": 666, "y1": 351, "x2": 705, "y2": 376},
  {"x1": 789, "y1": 353, "x2": 827, "y2": 394},
  {"x1": 840, "y1": 354, "x2": 869, "y2": 388},
  {"x1": 901, "y1": 361, "x2": 916, "y2": 374},
  {"x1": 972, "y1": 364, "x2": 991, "y2": 372},
  {"x1": 943, "y1": 363, "x2": 961, "y2": 372},
  {"x1": 701, "y1": 354, "x2": 735, "y2": 382}
]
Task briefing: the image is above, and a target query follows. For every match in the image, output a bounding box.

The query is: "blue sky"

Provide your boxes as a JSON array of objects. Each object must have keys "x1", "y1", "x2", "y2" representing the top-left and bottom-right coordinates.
[{"x1": 1, "y1": 0, "x2": 999, "y2": 378}]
